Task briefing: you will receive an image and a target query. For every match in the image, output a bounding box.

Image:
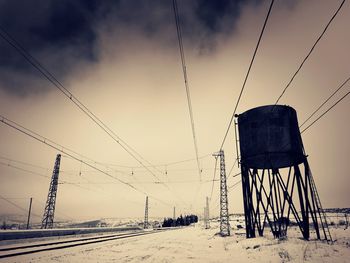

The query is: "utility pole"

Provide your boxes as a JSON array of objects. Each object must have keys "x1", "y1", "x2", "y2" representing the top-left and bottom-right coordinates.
[
  {"x1": 213, "y1": 150, "x2": 230, "y2": 236},
  {"x1": 41, "y1": 154, "x2": 61, "y2": 229},
  {"x1": 205, "y1": 196, "x2": 210, "y2": 229},
  {"x1": 144, "y1": 196, "x2": 149, "y2": 229},
  {"x1": 173, "y1": 206, "x2": 176, "y2": 227},
  {"x1": 345, "y1": 214, "x2": 349, "y2": 230},
  {"x1": 26, "y1": 197, "x2": 33, "y2": 230}
]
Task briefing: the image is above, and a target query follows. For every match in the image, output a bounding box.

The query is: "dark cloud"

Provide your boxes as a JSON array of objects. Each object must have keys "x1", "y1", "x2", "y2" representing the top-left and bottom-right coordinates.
[
  {"x1": 195, "y1": 0, "x2": 255, "y2": 32},
  {"x1": 0, "y1": 0, "x2": 262, "y2": 97}
]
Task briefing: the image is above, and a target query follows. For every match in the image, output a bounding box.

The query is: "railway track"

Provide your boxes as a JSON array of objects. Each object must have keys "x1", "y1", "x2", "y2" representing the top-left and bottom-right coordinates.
[{"x1": 0, "y1": 229, "x2": 168, "y2": 259}]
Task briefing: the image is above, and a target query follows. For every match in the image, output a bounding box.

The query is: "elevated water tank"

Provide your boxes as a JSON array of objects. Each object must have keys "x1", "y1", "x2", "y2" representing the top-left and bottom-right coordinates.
[{"x1": 237, "y1": 105, "x2": 305, "y2": 169}]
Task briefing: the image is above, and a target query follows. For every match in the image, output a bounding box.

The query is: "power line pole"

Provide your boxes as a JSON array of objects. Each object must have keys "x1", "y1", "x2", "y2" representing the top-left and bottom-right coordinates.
[
  {"x1": 26, "y1": 197, "x2": 33, "y2": 230},
  {"x1": 213, "y1": 150, "x2": 230, "y2": 236},
  {"x1": 173, "y1": 206, "x2": 176, "y2": 227},
  {"x1": 144, "y1": 196, "x2": 149, "y2": 229},
  {"x1": 41, "y1": 154, "x2": 61, "y2": 229},
  {"x1": 205, "y1": 196, "x2": 210, "y2": 229}
]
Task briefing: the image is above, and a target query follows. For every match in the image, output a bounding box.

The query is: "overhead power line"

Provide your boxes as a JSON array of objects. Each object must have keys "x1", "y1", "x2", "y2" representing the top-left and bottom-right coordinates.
[
  {"x1": 275, "y1": 0, "x2": 346, "y2": 105},
  {"x1": 0, "y1": 25, "x2": 176, "y2": 199},
  {"x1": 53, "y1": 179, "x2": 219, "y2": 185},
  {"x1": 300, "y1": 76, "x2": 350, "y2": 128},
  {"x1": 0, "y1": 194, "x2": 41, "y2": 218},
  {"x1": 0, "y1": 160, "x2": 105, "y2": 194},
  {"x1": 0, "y1": 115, "x2": 172, "y2": 207},
  {"x1": 219, "y1": 0, "x2": 275, "y2": 150},
  {"x1": 0, "y1": 161, "x2": 51, "y2": 180},
  {"x1": 227, "y1": 159, "x2": 238, "y2": 177},
  {"x1": 0, "y1": 156, "x2": 144, "y2": 206},
  {"x1": 213, "y1": 179, "x2": 242, "y2": 209},
  {"x1": 301, "y1": 89, "x2": 350, "y2": 134},
  {"x1": 33, "y1": 198, "x2": 74, "y2": 221},
  {"x1": 0, "y1": 155, "x2": 48, "y2": 171},
  {"x1": 173, "y1": 0, "x2": 202, "y2": 181},
  {"x1": 209, "y1": 156, "x2": 219, "y2": 201},
  {"x1": 228, "y1": 180, "x2": 242, "y2": 191},
  {"x1": 96, "y1": 153, "x2": 212, "y2": 169},
  {"x1": 231, "y1": 0, "x2": 347, "y2": 159}
]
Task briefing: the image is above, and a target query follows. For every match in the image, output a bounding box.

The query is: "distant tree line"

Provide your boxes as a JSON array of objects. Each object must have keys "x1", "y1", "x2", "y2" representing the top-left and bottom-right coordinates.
[{"x1": 162, "y1": 214, "x2": 198, "y2": 227}]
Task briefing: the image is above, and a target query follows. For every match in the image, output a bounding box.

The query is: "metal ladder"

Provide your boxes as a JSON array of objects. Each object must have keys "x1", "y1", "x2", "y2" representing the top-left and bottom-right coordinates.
[{"x1": 309, "y1": 171, "x2": 333, "y2": 243}]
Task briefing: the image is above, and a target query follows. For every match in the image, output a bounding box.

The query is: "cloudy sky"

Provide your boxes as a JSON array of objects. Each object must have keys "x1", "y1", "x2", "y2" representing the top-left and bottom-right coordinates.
[{"x1": 0, "y1": 0, "x2": 349, "y2": 222}]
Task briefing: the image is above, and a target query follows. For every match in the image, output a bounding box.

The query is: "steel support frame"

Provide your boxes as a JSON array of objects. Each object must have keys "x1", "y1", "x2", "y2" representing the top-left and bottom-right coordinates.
[{"x1": 241, "y1": 159, "x2": 321, "y2": 240}]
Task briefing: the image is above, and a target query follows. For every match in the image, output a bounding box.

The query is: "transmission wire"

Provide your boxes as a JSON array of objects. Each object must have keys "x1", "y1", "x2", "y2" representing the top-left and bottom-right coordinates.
[
  {"x1": 219, "y1": 0, "x2": 275, "y2": 150},
  {"x1": 172, "y1": 0, "x2": 202, "y2": 181},
  {"x1": 0, "y1": 25, "x2": 182, "y2": 203},
  {"x1": 301, "y1": 90, "x2": 350, "y2": 134},
  {"x1": 0, "y1": 115, "x2": 172, "y2": 207},
  {"x1": 300, "y1": 76, "x2": 350, "y2": 128},
  {"x1": 275, "y1": 0, "x2": 346, "y2": 105}
]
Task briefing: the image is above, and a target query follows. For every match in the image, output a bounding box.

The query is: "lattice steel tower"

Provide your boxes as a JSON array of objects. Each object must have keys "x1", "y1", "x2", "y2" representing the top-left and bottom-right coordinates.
[
  {"x1": 213, "y1": 150, "x2": 231, "y2": 236},
  {"x1": 173, "y1": 206, "x2": 176, "y2": 227},
  {"x1": 144, "y1": 196, "x2": 149, "y2": 229},
  {"x1": 41, "y1": 154, "x2": 61, "y2": 229},
  {"x1": 205, "y1": 196, "x2": 210, "y2": 229}
]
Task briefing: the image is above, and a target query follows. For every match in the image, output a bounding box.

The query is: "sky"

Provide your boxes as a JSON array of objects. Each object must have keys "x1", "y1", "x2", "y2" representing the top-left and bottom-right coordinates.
[{"x1": 0, "y1": 0, "x2": 349, "y2": 222}]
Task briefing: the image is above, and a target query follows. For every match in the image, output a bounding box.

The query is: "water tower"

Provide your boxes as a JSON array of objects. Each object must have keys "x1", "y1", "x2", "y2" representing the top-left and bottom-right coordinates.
[{"x1": 236, "y1": 105, "x2": 331, "y2": 241}]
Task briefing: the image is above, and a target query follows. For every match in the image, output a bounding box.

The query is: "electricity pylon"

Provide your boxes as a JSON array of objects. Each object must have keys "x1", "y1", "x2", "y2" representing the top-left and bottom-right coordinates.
[
  {"x1": 205, "y1": 196, "x2": 210, "y2": 229},
  {"x1": 213, "y1": 150, "x2": 230, "y2": 236},
  {"x1": 144, "y1": 196, "x2": 149, "y2": 229},
  {"x1": 41, "y1": 154, "x2": 61, "y2": 229}
]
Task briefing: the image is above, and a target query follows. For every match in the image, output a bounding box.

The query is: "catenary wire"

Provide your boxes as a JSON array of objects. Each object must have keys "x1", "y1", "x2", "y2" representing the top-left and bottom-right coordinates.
[
  {"x1": 219, "y1": 0, "x2": 275, "y2": 150},
  {"x1": 0, "y1": 25, "x2": 183, "y2": 204},
  {"x1": 0, "y1": 194, "x2": 41, "y2": 218},
  {"x1": 172, "y1": 0, "x2": 202, "y2": 181},
  {"x1": 0, "y1": 115, "x2": 172, "y2": 207},
  {"x1": 300, "y1": 76, "x2": 350, "y2": 128},
  {"x1": 274, "y1": 0, "x2": 346, "y2": 105},
  {"x1": 301, "y1": 90, "x2": 350, "y2": 134}
]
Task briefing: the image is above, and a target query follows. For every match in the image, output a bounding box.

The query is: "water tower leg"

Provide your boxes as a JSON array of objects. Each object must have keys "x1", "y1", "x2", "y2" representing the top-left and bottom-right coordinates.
[
  {"x1": 241, "y1": 166, "x2": 255, "y2": 238},
  {"x1": 295, "y1": 165, "x2": 309, "y2": 240}
]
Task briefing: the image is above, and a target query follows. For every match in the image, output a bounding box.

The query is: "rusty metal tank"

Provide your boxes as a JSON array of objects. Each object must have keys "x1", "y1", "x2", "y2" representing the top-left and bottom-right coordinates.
[{"x1": 237, "y1": 105, "x2": 305, "y2": 169}]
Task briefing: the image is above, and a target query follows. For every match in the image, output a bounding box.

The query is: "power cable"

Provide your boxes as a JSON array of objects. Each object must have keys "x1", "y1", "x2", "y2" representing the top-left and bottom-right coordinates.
[
  {"x1": 172, "y1": 0, "x2": 202, "y2": 181},
  {"x1": 233, "y1": 0, "x2": 347, "y2": 161},
  {"x1": 301, "y1": 90, "x2": 350, "y2": 134},
  {"x1": 300, "y1": 76, "x2": 350, "y2": 128},
  {"x1": 275, "y1": 0, "x2": 346, "y2": 105},
  {"x1": 219, "y1": 0, "x2": 275, "y2": 150},
  {"x1": 227, "y1": 159, "x2": 238, "y2": 177},
  {"x1": 0, "y1": 155, "x2": 49, "y2": 171},
  {"x1": 33, "y1": 198, "x2": 74, "y2": 221},
  {"x1": 59, "y1": 179, "x2": 219, "y2": 185},
  {"x1": 0, "y1": 194, "x2": 41, "y2": 218},
  {"x1": 0, "y1": 25, "x2": 181, "y2": 203},
  {"x1": 0, "y1": 115, "x2": 172, "y2": 207},
  {"x1": 228, "y1": 180, "x2": 242, "y2": 191},
  {"x1": 209, "y1": 156, "x2": 219, "y2": 201},
  {"x1": 96, "y1": 153, "x2": 211, "y2": 169},
  {"x1": 0, "y1": 161, "x2": 102, "y2": 194}
]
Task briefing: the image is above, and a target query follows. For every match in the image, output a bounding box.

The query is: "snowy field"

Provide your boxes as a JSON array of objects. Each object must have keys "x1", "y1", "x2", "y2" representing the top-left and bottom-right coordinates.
[{"x1": 1, "y1": 221, "x2": 349, "y2": 263}]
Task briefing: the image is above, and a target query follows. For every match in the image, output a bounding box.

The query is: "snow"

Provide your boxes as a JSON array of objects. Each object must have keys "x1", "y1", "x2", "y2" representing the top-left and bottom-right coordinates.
[
  {"x1": 1, "y1": 221, "x2": 349, "y2": 263},
  {"x1": 0, "y1": 226, "x2": 141, "y2": 241}
]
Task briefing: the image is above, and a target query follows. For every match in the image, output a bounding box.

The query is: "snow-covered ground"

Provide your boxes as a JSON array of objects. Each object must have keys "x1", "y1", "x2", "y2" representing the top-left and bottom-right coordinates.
[{"x1": 2, "y1": 221, "x2": 349, "y2": 263}]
